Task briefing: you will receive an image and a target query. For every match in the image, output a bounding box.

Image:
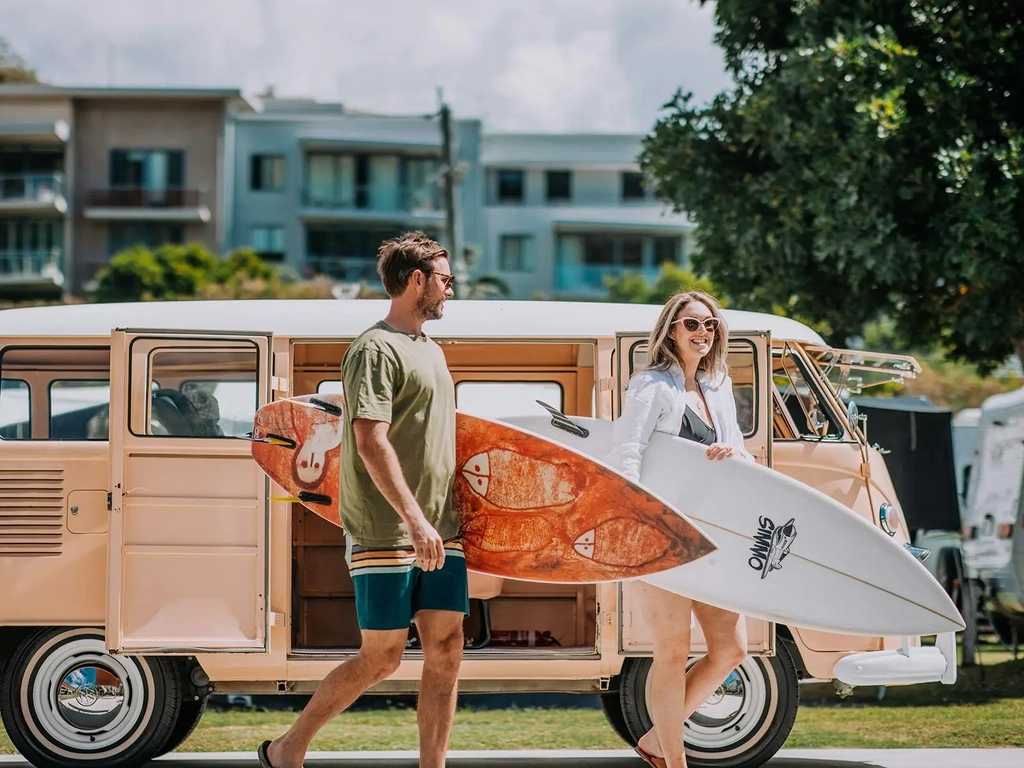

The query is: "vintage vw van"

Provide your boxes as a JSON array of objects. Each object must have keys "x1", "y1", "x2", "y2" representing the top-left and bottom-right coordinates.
[{"x1": 0, "y1": 299, "x2": 953, "y2": 768}]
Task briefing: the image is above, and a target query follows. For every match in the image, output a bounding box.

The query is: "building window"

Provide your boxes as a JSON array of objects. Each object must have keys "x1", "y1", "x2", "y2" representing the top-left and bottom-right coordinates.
[
  {"x1": 251, "y1": 155, "x2": 285, "y2": 191},
  {"x1": 653, "y1": 236, "x2": 681, "y2": 266},
  {"x1": 108, "y1": 223, "x2": 184, "y2": 256},
  {"x1": 251, "y1": 226, "x2": 286, "y2": 261},
  {"x1": 496, "y1": 169, "x2": 524, "y2": 203},
  {"x1": 621, "y1": 171, "x2": 648, "y2": 201},
  {"x1": 499, "y1": 235, "x2": 533, "y2": 272},
  {"x1": 546, "y1": 170, "x2": 571, "y2": 203},
  {"x1": 305, "y1": 225, "x2": 431, "y2": 282},
  {"x1": 110, "y1": 149, "x2": 184, "y2": 189}
]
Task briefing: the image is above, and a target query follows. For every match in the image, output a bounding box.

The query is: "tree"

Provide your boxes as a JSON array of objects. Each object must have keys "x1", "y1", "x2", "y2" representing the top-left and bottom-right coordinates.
[
  {"x1": 605, "y1": 262, "x2": 723, "y2": 305},
  {"x1": 90, "y1": 243, "x2": 334, "y2": 302},
  {"x1": 0, "y1": 38, "x2": 40, "y2": 83},
  {"x1": 641, "y1": 0, "x2": 1024, "y2": 373}
]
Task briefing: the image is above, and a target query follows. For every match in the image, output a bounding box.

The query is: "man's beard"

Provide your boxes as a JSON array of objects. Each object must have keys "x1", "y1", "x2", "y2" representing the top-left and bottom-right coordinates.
[{"x1": 415, "y1": 293, "x2": 444, "y2": 320}]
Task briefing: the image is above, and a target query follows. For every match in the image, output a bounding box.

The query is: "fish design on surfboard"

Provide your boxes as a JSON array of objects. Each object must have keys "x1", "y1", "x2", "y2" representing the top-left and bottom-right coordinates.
[{"x1": 247, "y1": 393, "x2": 717, "y2": 584}]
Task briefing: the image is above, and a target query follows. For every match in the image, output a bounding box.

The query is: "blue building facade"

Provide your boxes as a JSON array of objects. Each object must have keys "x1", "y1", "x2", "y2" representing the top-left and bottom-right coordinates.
[
  {"x1": 227, "y1": 97, "x2": 693, "y2": 299},
  {"x1": 227, "y1": 96, "x2": 483, "y2": 285}
]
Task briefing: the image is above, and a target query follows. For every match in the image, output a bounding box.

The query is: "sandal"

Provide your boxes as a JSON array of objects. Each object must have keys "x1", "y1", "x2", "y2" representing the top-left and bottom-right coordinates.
[
  {"x1": 634, "y1": 744, "x2": 668, "y2": 768},
  {"x1": 257, "y1": 740, "x2": 276, "y2": 768}
]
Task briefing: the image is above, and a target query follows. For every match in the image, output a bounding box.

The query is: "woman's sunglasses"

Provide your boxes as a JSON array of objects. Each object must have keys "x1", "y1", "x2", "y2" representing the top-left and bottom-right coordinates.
[{"x1": 674, "y1": 317, "x2": 721, "y2": 333}]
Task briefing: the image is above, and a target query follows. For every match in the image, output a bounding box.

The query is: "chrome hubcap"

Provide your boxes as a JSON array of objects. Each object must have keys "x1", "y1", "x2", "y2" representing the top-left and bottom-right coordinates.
[{"x1": 25, "y1": 634, "x2": 152, "y2": 756}]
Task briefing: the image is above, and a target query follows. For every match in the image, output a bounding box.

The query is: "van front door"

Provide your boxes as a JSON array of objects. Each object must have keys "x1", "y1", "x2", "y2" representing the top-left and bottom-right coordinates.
[
  {"x1": 106, "y1": 329, "x2": 272, "y2": 653},
  {"x1": 613, "y1": 330, "x2": 774, "y2": 654}
]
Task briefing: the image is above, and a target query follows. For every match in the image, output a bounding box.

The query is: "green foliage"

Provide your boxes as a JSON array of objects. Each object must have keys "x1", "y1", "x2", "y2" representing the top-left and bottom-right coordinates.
[
  {"x1": 641, "y1": 0, "x2": 1024, "y2": 373},
  {"x1": 605, "y1": 262, "x2": 722, "y2": 305},
  {"x1": 90, "y1": 243, "x2": 334, "y2": 302},
  {"x1": 0, "y1": 38, "x2": 40, "y2": 83}
]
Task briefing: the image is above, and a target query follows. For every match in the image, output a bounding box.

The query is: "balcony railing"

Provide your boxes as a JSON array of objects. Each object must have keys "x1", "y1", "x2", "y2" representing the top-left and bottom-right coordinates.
[
  {"x1": 555, "y1": 264, "x2": 660, "y2": 293},
  {"x1": 85, "y1": 187, "x2": 205, "y2": 209},
  {"x1": 305, "y1": 255, "x2": 380, "y2": 283},
  {"x1": 0, "y1": 173, "x2": 66, "y2": 206},
  {"x1": 301, "y1": 185, "x2": 441, "y2": 213},
  {"x1": 0, "y1": 250, "x2": 65, "y2": 288}
]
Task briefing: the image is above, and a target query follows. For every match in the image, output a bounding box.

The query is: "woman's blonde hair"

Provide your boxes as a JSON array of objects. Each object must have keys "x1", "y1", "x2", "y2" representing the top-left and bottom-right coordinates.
[{"x1": 643, "y1": 290, "x2": 729, "y2": 378}]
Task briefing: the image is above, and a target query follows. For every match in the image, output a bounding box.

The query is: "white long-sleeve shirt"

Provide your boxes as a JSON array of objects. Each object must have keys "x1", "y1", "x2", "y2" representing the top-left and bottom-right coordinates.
[{"x1": 606, "y1": 362, "x2": 753, "y2": 483}]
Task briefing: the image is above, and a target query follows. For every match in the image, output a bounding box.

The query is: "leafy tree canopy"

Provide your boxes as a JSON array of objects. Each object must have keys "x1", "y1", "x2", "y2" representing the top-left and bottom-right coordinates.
[
  {"x1": 641, "y1": 0, "x2": 1024, "y2": 373},
  {"x1": 0, "y1": 38, "x2": 40, "y2": 83},
  {"x1": 90, "y1": 243, "x2": 334, "y2": 303}
]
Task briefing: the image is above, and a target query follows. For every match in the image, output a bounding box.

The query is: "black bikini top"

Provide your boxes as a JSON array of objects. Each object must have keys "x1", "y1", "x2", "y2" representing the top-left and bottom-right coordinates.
[{"x1": 679, "y1": 405, "x2": 717, "y2": 446}]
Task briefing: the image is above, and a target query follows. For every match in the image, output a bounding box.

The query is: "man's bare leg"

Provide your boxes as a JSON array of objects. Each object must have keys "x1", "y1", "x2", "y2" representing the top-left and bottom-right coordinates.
[
  {"x1": 414, "y1": 609, "x2": 465, "y2": 768},
  {"x1": 265, "y1": 629, "x2": 408, "y2": 768}
]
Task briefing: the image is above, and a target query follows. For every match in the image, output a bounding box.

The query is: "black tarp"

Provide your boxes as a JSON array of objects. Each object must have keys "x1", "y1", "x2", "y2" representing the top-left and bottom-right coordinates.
[{"x1": 854, "y1": 397, "x2": 962, "y2": 532}]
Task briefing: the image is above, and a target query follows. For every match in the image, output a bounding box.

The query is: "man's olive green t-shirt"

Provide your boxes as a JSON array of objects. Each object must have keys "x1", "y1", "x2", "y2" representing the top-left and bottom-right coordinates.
[{"x1": 339, "y1": 321, "x2": 457, "y2": 547}]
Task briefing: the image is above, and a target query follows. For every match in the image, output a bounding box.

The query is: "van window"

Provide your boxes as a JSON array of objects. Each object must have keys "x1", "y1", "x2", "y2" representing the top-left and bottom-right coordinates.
[
  {"x1": 627, "y1": 340, "x2": 758, "y2": 437},
  {"x1": 773, "y1": 346, "x2": 843, "y2": 440},
  {"x1": 0, "y1": 379, "x2": 30, "y2": 439},
  {"x1": 455, "y1": 381, "x2": 563, "y2": 419},
  {"x1": 139, "y1": 346, "x2": 258, "y2": 438},
  {"x1": 51, "y1": 380, "x2": 111, "y2": 440},
  {"x1": 316, "y1": 379, "x2": 564, "y2": 421}
]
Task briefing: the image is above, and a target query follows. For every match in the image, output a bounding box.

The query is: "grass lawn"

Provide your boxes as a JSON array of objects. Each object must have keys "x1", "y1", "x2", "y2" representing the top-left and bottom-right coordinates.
[{"x1": 2, "y1": 644, "x2": 1021, "y2": 755}]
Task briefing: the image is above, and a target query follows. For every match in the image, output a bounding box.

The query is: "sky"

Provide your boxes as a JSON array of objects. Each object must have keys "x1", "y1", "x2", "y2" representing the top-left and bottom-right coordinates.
[{"x1": 1, "y1": 0, "x2": 732, "y2": 133}]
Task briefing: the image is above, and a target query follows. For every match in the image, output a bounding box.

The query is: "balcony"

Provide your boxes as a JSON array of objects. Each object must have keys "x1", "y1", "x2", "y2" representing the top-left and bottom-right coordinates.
[
  {"x1": 300, "y1": 186, "x2": 444, "y2": 225},
  {"x1": 83, "y1": 188, "x2": 211, "y2": 223},
  {"x1": 555, "y1": 264, "x2": 660, "y2": 295},
  {"x1": 305, "y1": 255, "x2": 381, "y2": 283},
  {"x1": 0, "y1": 173, "x2": 67, "y2": 214},
  {"x1": 0, "y1": 250, "x2": 65, "y2": 296}
]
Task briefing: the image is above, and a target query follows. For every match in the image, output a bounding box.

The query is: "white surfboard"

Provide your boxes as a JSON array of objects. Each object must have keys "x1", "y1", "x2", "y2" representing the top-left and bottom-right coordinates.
[{"x1": 502, "y1": 411, "x2": 965, "y2": 637}]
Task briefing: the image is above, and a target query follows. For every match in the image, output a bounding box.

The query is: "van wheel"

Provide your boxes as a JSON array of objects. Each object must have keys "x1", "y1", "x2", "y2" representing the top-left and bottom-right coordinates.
[
  {"x1": 616, "y1": 642, "x2": 799, "y2": 768},
  {"x1": 156, "y1": 695, "x2": 207, "y2": 756},
  {"x1": 600, "y1": 691, "x2": 634, "y2": 744},
  {"x1": 0, "y1": 628, "x2": 181, "y2": 768}
]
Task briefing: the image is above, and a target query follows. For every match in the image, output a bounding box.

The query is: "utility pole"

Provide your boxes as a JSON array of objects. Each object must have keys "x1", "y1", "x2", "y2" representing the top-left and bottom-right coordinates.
[{"x1": 437, "y1": 88, "x2": 467, "y2": 295}]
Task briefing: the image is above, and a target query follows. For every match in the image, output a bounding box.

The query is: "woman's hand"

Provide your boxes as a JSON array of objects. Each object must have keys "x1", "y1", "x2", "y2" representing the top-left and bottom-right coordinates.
[{"x1": 706, "y1": 443, "x2": 735, "y2": 461}]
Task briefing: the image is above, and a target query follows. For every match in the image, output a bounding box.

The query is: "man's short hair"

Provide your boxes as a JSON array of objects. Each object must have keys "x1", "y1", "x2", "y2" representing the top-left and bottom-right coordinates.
[{"x1": 376, "y1": 231, "x2": 449, "y2": 297}]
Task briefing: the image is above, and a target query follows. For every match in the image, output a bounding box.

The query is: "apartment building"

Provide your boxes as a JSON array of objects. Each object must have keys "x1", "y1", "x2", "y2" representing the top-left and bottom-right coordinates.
[
  {"x1": 0, "y1": 87, "x2": 71, "y2": 298},
  {"x1": 228, "y1": 95, "x2": 482, "y2": 284},
  {"x1": 481, "y1": 133, "x2": 694, "y2": 299},
  {"x1": 0, "y1": 85, "x2": 247, "y2": 296}
]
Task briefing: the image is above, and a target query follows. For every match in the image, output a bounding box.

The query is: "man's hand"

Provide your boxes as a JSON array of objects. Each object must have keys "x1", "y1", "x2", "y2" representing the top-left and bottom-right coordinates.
[{"x1": 408, "y1": 515, "x2": 446, "y2": 571}]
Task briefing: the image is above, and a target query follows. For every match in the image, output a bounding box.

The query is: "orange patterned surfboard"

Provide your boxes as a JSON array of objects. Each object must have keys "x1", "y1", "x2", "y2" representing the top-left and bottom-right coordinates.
[{"x1": 249, "y1": 394, "x2": 716, "y2": 583}]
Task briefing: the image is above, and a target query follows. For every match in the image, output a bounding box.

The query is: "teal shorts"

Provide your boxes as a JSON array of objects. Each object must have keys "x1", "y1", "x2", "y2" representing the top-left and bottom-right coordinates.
[{"x1": 346, "y1": 538, "x2": 470, "y2": 631}]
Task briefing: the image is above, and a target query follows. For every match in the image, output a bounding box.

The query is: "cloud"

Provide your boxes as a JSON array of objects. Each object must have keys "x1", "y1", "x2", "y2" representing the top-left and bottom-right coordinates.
[{"x1": 2, "y1": 0, "x2": 730, "y2": 132}]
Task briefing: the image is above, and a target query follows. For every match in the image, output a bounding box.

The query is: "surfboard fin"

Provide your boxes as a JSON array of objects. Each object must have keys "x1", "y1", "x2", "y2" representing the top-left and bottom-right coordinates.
[
  {"x1": 270, "y1": 491, "x2": 333, "y2": 506},
  {"x1": 536, "y1": 400, "x2": 589, "y2": 438},
  {"x1": 241, "y1": 431, "x2": 297, "y2": 449},
  {"x1": 308, "y1": 397, "x2": 343, "y2": 416}
]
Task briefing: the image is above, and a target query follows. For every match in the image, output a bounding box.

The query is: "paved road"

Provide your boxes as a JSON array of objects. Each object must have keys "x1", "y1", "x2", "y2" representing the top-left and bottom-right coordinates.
[{"x1": 4, "y1": 748, "x2": 1023, "y2": 767}]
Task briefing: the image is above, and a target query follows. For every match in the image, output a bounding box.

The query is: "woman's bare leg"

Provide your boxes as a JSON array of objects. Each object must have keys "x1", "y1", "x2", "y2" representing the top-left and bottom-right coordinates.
[
  {"x1": 633, "y1": 581, "x2": 693, "y2": 768},
  {"x1": 682, "y1": 602, "x2": 747, "y2": 720}
]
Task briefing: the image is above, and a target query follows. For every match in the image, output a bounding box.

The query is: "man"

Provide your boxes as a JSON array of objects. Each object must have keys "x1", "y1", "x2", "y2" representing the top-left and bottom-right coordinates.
[{"x1": 259, "y1": 231, "x2": 466, "y2": 768}]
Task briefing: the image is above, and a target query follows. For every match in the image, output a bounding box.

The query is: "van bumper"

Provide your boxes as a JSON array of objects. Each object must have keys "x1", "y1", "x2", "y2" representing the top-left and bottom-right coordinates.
[{"x1": 831, "y1": 631, "x2": 957, "y2": 687}]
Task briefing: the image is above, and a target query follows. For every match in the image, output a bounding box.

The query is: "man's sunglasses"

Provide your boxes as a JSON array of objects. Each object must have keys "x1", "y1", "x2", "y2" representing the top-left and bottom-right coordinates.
[
  {"x1": 421, "y1": 268, "x2": 456, "y2": 289},
  {"x1": 674, "y1": 317, "x2": 721, "y2": 333}
]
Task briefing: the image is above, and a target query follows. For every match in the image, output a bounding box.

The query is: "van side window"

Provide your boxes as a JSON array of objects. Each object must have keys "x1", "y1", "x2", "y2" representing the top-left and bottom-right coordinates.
[
  {"x1": 51, "y1": 380, "x2": 112, "y2": 440},
  {"x1": 0, "y1": 379, "x2": 30, "y2": 439},
  {"x1": 772, "y1": 346, "x2": 843, "y2": 440},
  {"x1": 140, "y1": 346, "x2": 258, "y2": 438},
  {"x1": 456, "y1": 381, "x2": 564, "y2": 418},
  {"x1": 626, "y1": 340, "x2": 759, "y2": 438}
]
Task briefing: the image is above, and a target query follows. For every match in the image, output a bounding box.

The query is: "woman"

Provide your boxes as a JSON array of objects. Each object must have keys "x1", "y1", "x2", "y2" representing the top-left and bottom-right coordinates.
[{"x1": 606, "y1": 290, "x2": 751, "y2": 768}]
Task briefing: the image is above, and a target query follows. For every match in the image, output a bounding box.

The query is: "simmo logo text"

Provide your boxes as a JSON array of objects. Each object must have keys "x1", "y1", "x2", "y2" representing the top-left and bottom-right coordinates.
[{"x1": 748, "y1": 515, "x2": 797, "y2": 579}]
